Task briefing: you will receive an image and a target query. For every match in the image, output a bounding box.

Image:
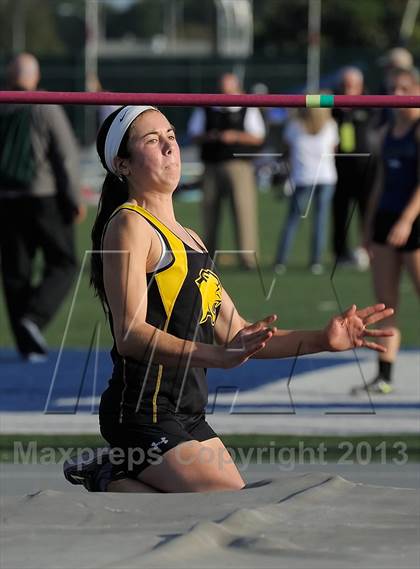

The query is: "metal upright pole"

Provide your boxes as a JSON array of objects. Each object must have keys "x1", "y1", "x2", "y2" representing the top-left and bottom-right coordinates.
[
  {"x1": 85, "y1": 0, "x2": 99, "y2": 89},
  {"x1": 84, "y1": 0, "x2": 99, "y2": 144},
  {"x1": 12, "y1": 0, "x2": 26, "y2": 54},
  {"x1": 307, "y1": 0, "x2": 321, "y2": 92},
  {"x1": 400, "y1": 0, "x2": 420, "y2": 45}
]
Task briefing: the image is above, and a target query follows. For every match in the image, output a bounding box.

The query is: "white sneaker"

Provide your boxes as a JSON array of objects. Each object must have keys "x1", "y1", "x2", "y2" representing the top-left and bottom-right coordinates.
[
  {"x1": 353, "y1": 247, "x2": 370, "y2": 271},
  {"x1": 274, "y1": 264, "x2": 287, "y2": 275},
  {"x1": 24, "y1": 352, "x2": 48, "y2": 364},
  {"x1": 310, "y1": 263, "x2": 324, "y2": 275},
  {"x1": 18, "y1": 318, "x2": 48, "y2": 360}
]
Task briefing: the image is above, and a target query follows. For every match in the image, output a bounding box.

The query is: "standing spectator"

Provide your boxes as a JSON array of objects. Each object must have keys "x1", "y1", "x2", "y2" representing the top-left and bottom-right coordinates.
[
  {"x1": 332, "y1": 67, "x2": 377, "y2": 269},
  {"x1": 188, "y1": 73, "x2": 266, "y2": 269},
  {"x1": 351, "y1": 67, "x2": 420, "y2": 395},
  {"x1": 0, "y1": 53, "x2": 84, "y2": 361},
  {"x1": 274, "y1": 106, "x2": 339, "y2": 275}
]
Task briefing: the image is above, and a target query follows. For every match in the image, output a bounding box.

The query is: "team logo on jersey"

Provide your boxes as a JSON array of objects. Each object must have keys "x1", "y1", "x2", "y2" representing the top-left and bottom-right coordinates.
[{"x1": 195, "y1": 268, "x2": 222, "y2": 326}]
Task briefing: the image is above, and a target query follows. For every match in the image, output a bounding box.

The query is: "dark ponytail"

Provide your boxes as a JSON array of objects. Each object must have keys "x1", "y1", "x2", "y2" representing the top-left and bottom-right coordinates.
[
  {"x1": 90, "y1": 107, "x2": 131, "y2": 312},
  {"x1": 90, "y1": 174, "x2": 129, "y2": 311}
]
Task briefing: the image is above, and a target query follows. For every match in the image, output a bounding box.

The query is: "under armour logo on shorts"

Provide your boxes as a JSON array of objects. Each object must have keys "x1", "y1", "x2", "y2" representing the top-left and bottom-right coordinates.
[{"x1": 150, "y1": 437, "x2": 169, "y2": 451}]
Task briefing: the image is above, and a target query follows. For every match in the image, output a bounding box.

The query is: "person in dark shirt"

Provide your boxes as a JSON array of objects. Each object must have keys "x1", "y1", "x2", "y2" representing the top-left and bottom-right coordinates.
[
  {"x1": 188, "y1": 73, "x2": 266, "y2": 269},
  {"x1": 351, "y1": 67, "x2": 420, "y2": 395},
  {"x1": 0, "y1": 53, "x2": 85, "y2": 361},
  {"x1": 332, "y1": 67, "x2": 378, "y2": 269}
]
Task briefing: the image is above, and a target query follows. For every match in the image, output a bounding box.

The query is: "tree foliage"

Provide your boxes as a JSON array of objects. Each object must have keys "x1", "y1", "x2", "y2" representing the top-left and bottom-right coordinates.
[
  {"x1": 0, "y1": 0, "x2": 419, "y2": 58},
  {"x1": 0, "y1": 0, "x2": 65, "y2": 56},
  {"x1": 254, "y1": 0, "x2": 420, "y2": 56}
]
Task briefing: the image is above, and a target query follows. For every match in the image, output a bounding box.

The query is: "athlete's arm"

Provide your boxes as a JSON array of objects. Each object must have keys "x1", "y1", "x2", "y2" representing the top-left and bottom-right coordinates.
[
  {"x1": 214, "y1": 287, "x2": 324, "y2": 357},
  {"x1": 103, "y1": 212, "x2": 272, "y2": 369},
  {"x1": 215, "y1": 286, "x2": 392, "y2": 357},
  {"x1": 249, "y1": 326, "x2": 327, "y2": 358},
  {"x1": 214, "y1": 285, "x2": 326, "y2": 356},
  {"x1": 189, "y1": 226, "x2": 392, "y2": 357}
]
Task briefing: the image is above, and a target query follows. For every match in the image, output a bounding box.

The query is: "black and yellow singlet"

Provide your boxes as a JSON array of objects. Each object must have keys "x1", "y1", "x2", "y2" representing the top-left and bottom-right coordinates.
[{"x1": 101, "y1": 203, "x2": 222, "y2": 424}]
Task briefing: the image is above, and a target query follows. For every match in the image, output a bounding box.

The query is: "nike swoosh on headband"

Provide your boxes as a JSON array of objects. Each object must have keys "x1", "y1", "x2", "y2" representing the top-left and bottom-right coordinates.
[
  {"x1": 104, "y1": 105, "x2": 157, "y2": 174},
  {"x1": 119, "y1": 110, "x2": 128, "y2": 122}
]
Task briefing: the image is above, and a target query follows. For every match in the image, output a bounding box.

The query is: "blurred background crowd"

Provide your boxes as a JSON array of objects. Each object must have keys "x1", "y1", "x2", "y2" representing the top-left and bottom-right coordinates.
[
  {"x1": 0, "y1": 1, "x2": 419, "y2": 393},
  {"x1": 1, "y1": 1, "x2": 418, "y2": 261}
]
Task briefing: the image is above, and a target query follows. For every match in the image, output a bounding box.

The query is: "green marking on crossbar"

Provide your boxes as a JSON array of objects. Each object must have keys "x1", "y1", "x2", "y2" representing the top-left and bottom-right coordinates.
[{"x1": 306, "y1": 94, "x2": 335, "y2": 108}]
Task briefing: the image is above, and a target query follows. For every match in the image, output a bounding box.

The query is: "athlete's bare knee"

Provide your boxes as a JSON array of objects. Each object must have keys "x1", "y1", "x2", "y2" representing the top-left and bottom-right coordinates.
[
  {"x1": 216, "y1": 479, "x2": 245, "y2": 491},
  {"x1": 198, "y1": 466, "x2": 245, "y2": 492},
  {"x1": 193, "y1": 477, "x2": 245, "y2": 492}
]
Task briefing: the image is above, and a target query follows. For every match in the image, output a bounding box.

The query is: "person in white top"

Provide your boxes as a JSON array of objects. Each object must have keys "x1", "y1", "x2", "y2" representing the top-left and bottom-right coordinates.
[
  {"x1": 274, "y1": 107, "x2": 339, "y2": 274},
  {"x1": 188, "y1": 73, "x2": 266, "y2": 269}
]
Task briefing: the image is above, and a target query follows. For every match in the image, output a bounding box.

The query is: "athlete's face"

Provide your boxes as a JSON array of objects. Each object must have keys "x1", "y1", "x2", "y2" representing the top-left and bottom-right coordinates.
[{"x1": 119, "y1": 110, "x2": 181, "y2": 192}]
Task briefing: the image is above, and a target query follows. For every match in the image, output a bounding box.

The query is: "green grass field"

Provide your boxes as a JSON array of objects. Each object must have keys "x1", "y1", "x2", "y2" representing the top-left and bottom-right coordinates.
[
  {"x1": 0, "y1": 190, "x2": 418, "y2": 348},
  {"x1": 1, "y1": 191, "x2": 418, "y2": 454}
]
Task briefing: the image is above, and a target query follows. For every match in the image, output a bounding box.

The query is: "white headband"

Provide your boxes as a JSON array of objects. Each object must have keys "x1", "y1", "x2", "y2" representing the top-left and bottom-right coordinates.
[{"x1": 104, "y1": 105, "x2": 157, "y2": 175}]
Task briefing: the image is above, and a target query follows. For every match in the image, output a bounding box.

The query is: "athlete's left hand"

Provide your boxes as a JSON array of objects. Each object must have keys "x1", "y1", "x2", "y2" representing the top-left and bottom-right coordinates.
[
  {"x1": 323, "y1": 304, "x2": 394, "y2": 353},
  {"x1": 387, "y1": 218, "x2": 412, "y2": 247}
]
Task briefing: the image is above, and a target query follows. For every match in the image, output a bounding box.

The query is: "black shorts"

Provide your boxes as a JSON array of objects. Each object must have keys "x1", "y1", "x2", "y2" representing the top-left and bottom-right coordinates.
[
  {"x1": 99, "y1": 412, "x2": 218, "y2": 480},
  {"x1": 373, "y1": 211, "x2": 420, "y2": 252}
]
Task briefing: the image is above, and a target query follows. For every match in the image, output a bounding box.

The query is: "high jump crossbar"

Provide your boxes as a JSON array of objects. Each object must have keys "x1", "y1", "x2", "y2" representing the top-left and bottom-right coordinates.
[{"x1": 0, "y1": 91, "x2": 419, "y2": 108}]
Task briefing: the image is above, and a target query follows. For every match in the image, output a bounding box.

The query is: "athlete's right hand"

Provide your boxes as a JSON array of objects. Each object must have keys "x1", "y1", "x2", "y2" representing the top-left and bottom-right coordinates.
[{"x1": 219, "y1": 315, "x2": 277, "y2": 369}]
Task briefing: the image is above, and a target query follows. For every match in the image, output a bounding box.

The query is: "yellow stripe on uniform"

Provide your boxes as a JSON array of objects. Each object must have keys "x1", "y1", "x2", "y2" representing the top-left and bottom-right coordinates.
[
  {"x1": 114, "y1": 203, "x2": 188, "y2": 422},
  {"x1": 152, "y1": 364, "x2": 164, "y2": 422}
]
